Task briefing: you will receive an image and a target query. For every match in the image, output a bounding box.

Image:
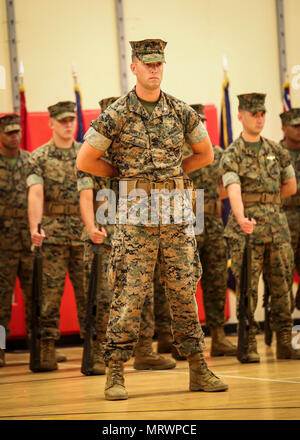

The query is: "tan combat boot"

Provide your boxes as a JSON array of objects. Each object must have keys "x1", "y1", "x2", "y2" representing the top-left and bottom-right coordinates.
[
  {"x1": 105, "y1": 360, "x2": 128, "y2": 400},
  {"x1": 56, "y1": 351, "x2": 67, "y2": 363},
  {"x1": 244, "y1": 329, "x2": 260, "y2": 363},
  {"x1": 276, "y1": 329, "x2": 300, "y2": 360},
  {"x1": 210, "y1": 326, "x2": 237, "y2": 357},
  {"x1": 93, "y1": 341, "x2": 106, "y2": 375},
  {"x1": 134, "y1": 338, "x2": 176, "y2": 370},
  {"x1": 188, "y1": 351, "x2": 228, "y2": 392},
  {"x1": 157, "y1": 332, "x2": 173, "y2": 353},
  {"x1": 40, "y1": 339, "x2": 58, "y2": 371},
  {"x1": 171, "y1": 345, "x2": 186, "y2": 360},
  {"x1": 0, "y1": 349, "x2": 5, "y2": 367}
]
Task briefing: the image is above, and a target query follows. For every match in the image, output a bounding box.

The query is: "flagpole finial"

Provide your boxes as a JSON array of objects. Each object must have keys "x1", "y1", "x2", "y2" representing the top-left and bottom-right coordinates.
[
  {"x1": 72, "y1": 62, "x2": 78, "y2": 86},
  {"x1": 222, "y1": 54, "x2": 228, "y2": 71},
  {"x1": 19, "y1": 60, "x2": 24, "y2": 88}
]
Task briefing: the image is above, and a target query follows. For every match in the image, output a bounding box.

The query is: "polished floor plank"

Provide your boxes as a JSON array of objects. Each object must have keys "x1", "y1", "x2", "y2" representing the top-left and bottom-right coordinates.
[{"x1": 0, "y1": 335, "x2": 299, "y2": 420}]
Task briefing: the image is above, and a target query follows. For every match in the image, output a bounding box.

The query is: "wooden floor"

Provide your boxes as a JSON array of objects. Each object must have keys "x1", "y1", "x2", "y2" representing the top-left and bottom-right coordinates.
[{"x1": 0, "y1": 334, "x2": 300, "y2": 421}]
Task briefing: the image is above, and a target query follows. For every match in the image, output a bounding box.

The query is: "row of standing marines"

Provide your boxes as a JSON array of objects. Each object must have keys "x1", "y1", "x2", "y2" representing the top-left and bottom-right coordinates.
[{"x1": 0, "y1": 39, "x2": 300, "y2": 401}]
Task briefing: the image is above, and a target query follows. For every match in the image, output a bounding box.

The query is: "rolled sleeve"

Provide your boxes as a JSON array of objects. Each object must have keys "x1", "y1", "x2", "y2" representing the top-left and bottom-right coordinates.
[
  {"x1": 185, "y1": 121, "x2": 208, "y2": 145},
  {"x1": 84, "y1": 127, "x2": 112, "y2": 152},
  {"x1": 77, "y1": 176, "x2": 94, "y2": 192},
  {"x1": 282, "y1": 164, "x2": 295, "y2": 181},
  {"x1": 27, "y1": 174, "x2": 44, "y2": 187},
  {"x1": 222, "y1": 172, "x2": 241, "y2": 187}
]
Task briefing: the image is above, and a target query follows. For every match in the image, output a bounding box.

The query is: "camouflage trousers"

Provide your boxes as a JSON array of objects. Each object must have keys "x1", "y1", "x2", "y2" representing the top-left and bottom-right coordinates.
[
  {"x1": 83, "y1": 241, "x2": 155, "y2": 356},
  {"x1": 285, "y1": 209, "x2": 300, "y2": 278},
  {"x1": 195, "y1": 232, "x2": 228, "y2": 327},
  {"x1": 0, "y1": 247, "x2": 33, "y2": 337},
  {"x1": 229, "y1": 238, "x2": 294, "y2": 332},
  {"x1": 104, "y1": 224, "x2": 204, "y2": 362},
  {"x1": 40, "y1": 243, "x2": 85, "y2": 340},
  {"x1": 154, "y1": 248, "x2": 172, "y2": 335}
]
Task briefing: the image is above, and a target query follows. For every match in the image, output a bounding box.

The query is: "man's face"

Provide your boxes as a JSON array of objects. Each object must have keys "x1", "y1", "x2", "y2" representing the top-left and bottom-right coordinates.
[
  {"x1": 49, "y1": 116, "x2": 76, "y2": 140},
  {"x1": 130, "y1": 58, "x2": 163, "y2": 91},
  {"x1": 0, "y1": 130, "x2": 21, "y2": 150},
  {"x1": 282, "y1": 124, "x2": 300, "y2": 145},
  {"x1": 238, "y1": 110, "x2": 266, "y2": 136}
]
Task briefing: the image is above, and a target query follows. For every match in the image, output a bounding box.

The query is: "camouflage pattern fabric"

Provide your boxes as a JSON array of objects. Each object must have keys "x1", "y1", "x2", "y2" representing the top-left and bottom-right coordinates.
[
  {"x1": 27, "y1": 139, "x2": 84, "y2": 245},
  {"x1": 154, "y1": 248, "x2": 172, "y2": 335},
  {"x1": 280, "y1": 140, "x2": 300, "y2": 286},
  {"x1": 0, "y1": 149, "x2": 33, "y2": 336},
  {"x1": 0, "y1": 114, "x2": 21, "y2": 133},
  {"x1": 47, "y1": 101, "x2": 76, "y2": 120},
  {"x1": 27, "y1": 139, "x2": 86, "y2": 339},
  {"x1": 237, "y1": 93, "x2": 266, "y2": 113},
  {"x1": 280, "y1": 108, "x2": 300, "y2": 126},
  {"x1": 104, "y1": 224, "x2": 204, "y2": 362},
  {"x1": 84, "y1": 88, "x2": 207, "y2": 361},
  {"x1": 130, "y1": 39, "x2": 167, "y2": 64},
  {"x1": 39, "y1": 243, "x2": 85, "y2": 340},
  {"x1": 220, "y1": 135, "x2": 295, "y2": 332},
  {"x1": 78, "y1": 171, "x2": 155, "y2": 351},
  {"x1": 189, "y1": 145, "x2": 227, "y2": 327},
  {"x1": 99, "y1": 97, "x2": 120, "y2": 112}
]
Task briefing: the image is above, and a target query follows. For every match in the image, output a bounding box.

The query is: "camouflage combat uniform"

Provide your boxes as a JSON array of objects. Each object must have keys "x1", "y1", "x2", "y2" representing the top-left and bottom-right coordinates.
[
  {"x1": 27, "y1": 139, "x2": 86, "y2": 340},
  {"x1": 220, "y1": 134, "x2": 295, "y2": 335},
  {"x1": 84, "y1": 88, "x2": 207, "y2": 362},
  {"x1": 78, "y1": 172, "x2": 157, "y2": 356},
  {"x1": 279, "y1": 109, "x2": 300, "y2": 310},
  {"x1": 0, "y1": 146, "x2": 33, "y2": 337}
]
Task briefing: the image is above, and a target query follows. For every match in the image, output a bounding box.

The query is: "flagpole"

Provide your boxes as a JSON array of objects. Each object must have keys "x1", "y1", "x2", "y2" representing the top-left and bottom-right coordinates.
[
  {"x1": 19, "y1": 60, "x2": 24, "y2": 92},
  {"x1": 72, "y1": 63, "x2": 85, "y2": 143}
]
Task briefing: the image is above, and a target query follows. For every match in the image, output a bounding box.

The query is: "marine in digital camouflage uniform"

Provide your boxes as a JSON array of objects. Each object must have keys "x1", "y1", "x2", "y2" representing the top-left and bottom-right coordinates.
[
  {"x1": 27, "y1": 101, "x2": 86, "y2": 371},
  {"x1": 280, "y1": 108, "x2": 300, "y2": 311},
  {"x1": 77, "y1": 96, "x2": 175, "y2": 374},
  {"x1": 77, "y1": 39, "x2": 228, "y2": 400},
  {"x1": 220, "y1": 93, "x2": 300, "y2": 363},
  {"x1": 0, "y1": 114, "x2": 33, "y2": 368}
]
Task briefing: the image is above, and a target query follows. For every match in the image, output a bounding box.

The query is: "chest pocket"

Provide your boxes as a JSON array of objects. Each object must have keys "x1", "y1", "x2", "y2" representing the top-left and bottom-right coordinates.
[
  {"x1": 264, "y1": 154, "x2": 280, "y2": 181},
  {"x1": 153, "y1": 128, "x2": 184, "y2": 166},
  {"x1": 118, "y1": 132, "x2": 149, "y2": 172},
  {"x1": 239, "y1": 159, "x2": 259, "y2": 181}
]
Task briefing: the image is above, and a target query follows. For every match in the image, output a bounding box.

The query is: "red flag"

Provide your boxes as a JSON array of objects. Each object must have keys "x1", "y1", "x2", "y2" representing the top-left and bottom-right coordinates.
[{"x1": 19, "y1": 85, "x2": 32, "y2": 151}]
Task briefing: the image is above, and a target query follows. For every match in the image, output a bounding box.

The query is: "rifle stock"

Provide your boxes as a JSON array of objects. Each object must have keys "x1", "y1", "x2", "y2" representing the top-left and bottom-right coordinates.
[
  {"x1": 237, "y1": 234, "x2": 251, "y2": 363},
  {"x1": 29, "y1": 223, "x2": 42, "y2": 372},
  {"x1": 81, "y1": 244, "x2": 101, "y2": 375}
]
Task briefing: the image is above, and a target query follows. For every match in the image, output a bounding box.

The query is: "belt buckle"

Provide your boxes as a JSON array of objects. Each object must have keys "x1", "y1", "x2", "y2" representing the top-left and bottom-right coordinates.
[{"x1": 261, "y1": 193, "x2": 268, "y2": 203}]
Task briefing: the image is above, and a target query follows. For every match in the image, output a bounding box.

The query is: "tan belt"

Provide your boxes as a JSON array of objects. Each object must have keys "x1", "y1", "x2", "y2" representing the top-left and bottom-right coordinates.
[
  {"x1": 242, "y1": 192, "x2": 281, "y2": 207},
  {"x1": 119, "y1": 177, "x2": 187, "y2": 196},
  {"x1": 282, "y1": 195, "x2": 300, "y2": 208},
  {"x1": 204, "y1": 200, "x2": 221, "y2": 216},
  {"x1": 44, "y1": 202, "x2": 80, "y2": 216},
  {"x1": 0, "y1": 205, "x2": 27, "y2": 218}
]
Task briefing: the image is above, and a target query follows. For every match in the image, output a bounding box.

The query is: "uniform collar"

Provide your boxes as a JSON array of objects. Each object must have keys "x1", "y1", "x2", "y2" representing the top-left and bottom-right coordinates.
[
  {"x1": 128, "y1": 88, "x2": 170, "y2": 120},
  {"x1": 48, "y1": 138, "x2": 77, "y2": 160}
]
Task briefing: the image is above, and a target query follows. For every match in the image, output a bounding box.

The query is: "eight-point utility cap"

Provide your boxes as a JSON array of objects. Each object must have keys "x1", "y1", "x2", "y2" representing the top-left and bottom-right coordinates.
[
  {"x1": 237, "y1": 93, "x2": 266, "y2": 113},
  {"x1": 99, "y1": 97, "x2": 120, "y2": 112},
  {"x1": 191, "y1": 104, "x2": 207, "y2": 120},
  {"x1": 280, "y1": 108, "x2": 300, "y2": 126},
  {"x1": 130, "y1": 39, "x2": 167, "y2": 64},
  {"x1": 0, "y1": 113, "x2": 20, "y2": 133},
  {"x1": 48, "y1": 101, "x2": 76, "y2": 120}
]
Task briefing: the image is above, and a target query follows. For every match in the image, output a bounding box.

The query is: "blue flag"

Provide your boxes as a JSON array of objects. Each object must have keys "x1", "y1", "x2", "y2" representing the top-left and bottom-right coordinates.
[
  {"x1": 220, "y1": 74, "x2": 236, "y2": 292},
  {"x1": 220, "y1": 75, "x2": 233, "y2": 226},
  {"x1": 74, "y1": 85, "x2": 85, "y2": 143}
]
